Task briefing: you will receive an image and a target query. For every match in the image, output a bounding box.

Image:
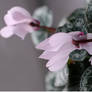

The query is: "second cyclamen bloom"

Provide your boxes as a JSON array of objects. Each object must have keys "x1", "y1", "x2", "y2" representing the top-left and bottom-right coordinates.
[
  {"x1": 36, "y1": 32, "x2": 92, "y2": 71},
  {"x1": 0, "y1": 6, "x2": 40, "y2": 39}
]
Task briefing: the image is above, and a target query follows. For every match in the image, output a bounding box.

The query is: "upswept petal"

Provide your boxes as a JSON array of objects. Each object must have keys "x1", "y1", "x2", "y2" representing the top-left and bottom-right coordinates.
[
  {"x1": 13, "y1": 23, "x2": 33, "y2": 39},
  {"x1": 80, "y1": 42, "x2": 92, "y2": 55},
  {"x1": 4, "y1": 6, "x2": 33, "y2": 25},
  {"x1": 0, "y1": 26, "x2": 14, "y2": 38},
  {"x1": 36, "y1": 38, "x2": 51, "y2": 50},
  {"x1": 49, "y1": 32, "x2": 72, "y2": 51},
  {"x1": 37, "y1": 31, "x2": 92, "y2": 71},
  {"x1": 39, "y1": 51, "x2": 57, "y2": 60},
  {"x1": 46, "y1": 41, "x2": 77, "y2": 71},
  {"x1": 48, "y1": 55, "x2": 69, "y2": 71},
  {"x1": 69, "y1": 31, "x2": 81, "y2": 36}
]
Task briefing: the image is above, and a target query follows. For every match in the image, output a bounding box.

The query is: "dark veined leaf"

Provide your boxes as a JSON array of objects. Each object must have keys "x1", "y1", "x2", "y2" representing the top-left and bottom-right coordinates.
[
  {"x1": 33, "y1": 6, "x2": 53, "y2": 27},
  {"x1": 80, "y1": 66, "x2": 92, "y2": 91},
  {"x1": 87, "y1": 3, "x2": 92, "y2": 22},
  {"x1": 69, "y1": 49, "x2": 88, "y2": 61}
]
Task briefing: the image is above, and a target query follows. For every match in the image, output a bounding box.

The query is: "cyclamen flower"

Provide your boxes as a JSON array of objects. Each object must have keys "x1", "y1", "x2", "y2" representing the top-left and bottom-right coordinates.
[
  {"x1": 0, "y1": 6, "x2": 40, "y2": 39},
  {"x1": 36, "y1": 31, "x2": 92, "y2": 71}
]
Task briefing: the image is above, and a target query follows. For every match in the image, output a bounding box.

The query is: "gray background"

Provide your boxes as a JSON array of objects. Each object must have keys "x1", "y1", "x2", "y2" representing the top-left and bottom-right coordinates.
[{"x1": 0, "y1": 0, "x2": 86, "y2": 91}]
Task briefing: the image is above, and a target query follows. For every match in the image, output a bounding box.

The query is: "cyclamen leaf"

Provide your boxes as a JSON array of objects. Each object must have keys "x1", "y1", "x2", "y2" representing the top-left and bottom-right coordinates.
[
  {"x1": 87, "y1": 3, "x2": 92, "y2": 22},
  {"x1": 58, "y1": 18, "x2": 67, "y2": 27},
  {"x1": 33, "y1": 6, "x2": 53, "y2": 27},
  {"x1": 68, "y1": 59, "x2": 90, "y2": 90},
  {"x1": 68, "y1": 8, "x2": 88, "y2": 34},
  {"x1": 69, "y1": 49, "x2": 88, "y2": 61},
  {"x1": 56, "y1": 22, "x2": 74, "y2": 33},
  {"x1": 45, "y1": 65, "x2": 68, "y2": 91},
  {"x1": 31, "y1": 6, "x2": 53, "y2": 46},
  {"x1": 68, "y1": 8, "x2": 86, "y2": 23},
  {"x1": 88, "y1": 23, "x2": 92, "y2": 33},
  {"x1": 72, "y1": 18, "x2": 87, "y2": 34},
  {"x1": 80, "y1": 66, "x2": 92, "y2": 91}
]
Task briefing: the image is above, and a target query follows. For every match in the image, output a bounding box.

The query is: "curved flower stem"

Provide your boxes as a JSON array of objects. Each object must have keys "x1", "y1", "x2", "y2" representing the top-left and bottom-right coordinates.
[
  {"x1": 73, "y1": 39, "x2": 92, "y2": 48},
  {"x1": 73, "y1": 39, "x2": 92, "y2": 44},
  {"x1": 30, "y1": 22, "x2": 56, "y2": 33},
  {"x1": 40, "y1": 26, "x2": 56, "y2": 33},
  {"x1": 30, "y1": 22, "x2": 92, "y2": 44}
]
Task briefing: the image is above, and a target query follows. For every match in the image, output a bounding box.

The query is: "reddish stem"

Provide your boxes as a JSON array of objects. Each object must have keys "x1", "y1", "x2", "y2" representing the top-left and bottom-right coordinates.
[
  {"x1": 30, "y1": 22, "x2": 92, "y2": 44},
  {"x1": 40, "y1": 26, "x2": 56, "y2": 33},
  {"x1": 73, "y1": 39, "x2": 92, "y2": 48},
  {"x1": 30, "y1": 22, "x2": 56, "y2": 33},
  {"x1": 73, "y1": 39, "x2": 92, "y2": 44}
]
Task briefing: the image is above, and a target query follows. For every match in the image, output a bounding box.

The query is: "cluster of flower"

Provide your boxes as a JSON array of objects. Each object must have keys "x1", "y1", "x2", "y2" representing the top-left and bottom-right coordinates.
[{"x1": 1, "y1": 6, "x2": 92, "y2": 72}]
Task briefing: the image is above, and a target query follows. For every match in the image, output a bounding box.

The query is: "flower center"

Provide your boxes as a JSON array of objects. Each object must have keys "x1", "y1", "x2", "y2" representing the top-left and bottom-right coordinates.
[{"x1": 72, "y1": 32, "x2": 87, "y2": 48}]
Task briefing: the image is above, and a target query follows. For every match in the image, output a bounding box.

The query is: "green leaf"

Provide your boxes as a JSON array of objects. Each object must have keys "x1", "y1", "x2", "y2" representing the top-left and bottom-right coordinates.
[
  {"x1": 56, "y1": 22, "x2": 74, "y2": 33},
  {"x1": 87, "y1": 23, "x2": 92, "y2": 33},
  {"x1": 68, "y1": 8, "x2": 88, "y2": 34},
  {"x1": 69, "y1": 49, "x2": 88, "y2": 61},
  {"x1": 80, "y1": 66, "x2": 92, "y2": 91},
  {"x1": 31, "y1": 6, "x2": 53, "y2": 46},
  {"x1": 33, "y1": 6, "x2": 53, "y2": 27},
  {"x1": 58, "y1": 18, "x2": 67, "y2": 27},
  {"x1": 72, "y1": 18, "x2": 88, "y2": 34},
  {"x1": 45, "y1": 65, "x2": 68, "y2": 91},
  {"x1": 86, "y1": 3, "x2": 92, "y2": 22},
  {"x1": 68, "y1": 8, "x2": 86, "y2": 23}
]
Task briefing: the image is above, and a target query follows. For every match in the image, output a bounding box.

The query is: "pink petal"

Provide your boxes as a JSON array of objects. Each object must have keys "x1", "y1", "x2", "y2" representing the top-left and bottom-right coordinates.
[
  {"x1": 13, "y1": 24, "x2": 33, "y2": 39},
  {"x1": 23, "y1": 24, "x2": 34, "y2": 33},
  {"x1": 49, "y1": 33, "x2": 72, "y2": 51},
  {"x1": 36, "y1": 32, "x2": 73, "y2": 52},
  {"x1": 46, "y1": 41, "x2": 76, "y2": 71},
  {"x1": 39, "y1": 51, "x2": 57, "y2": 60},
  {"x1": 47, "y1": 44, "x2": 65, "y2": 52},
  {"x1": 48, "y1": 55, "x2": 69, "y2": 71},
  {"x1": 0, "y1": 26, "x2": 14, "y2": 38},
  {"x1": 80, "y1": 42, "x2": 92, "y2": 55},
  {"x1": 69, "y1": 31, "x2": 82, "y2": 36},
  {"x1": 36, "y1": 38, "x2": 51, "y2": 50},
  {"x1": 4, "y1": 6, "x2": 33, "y2": 25},
  {"x1": 89, "y1": 57, "x2": 92, "y2": 65}
]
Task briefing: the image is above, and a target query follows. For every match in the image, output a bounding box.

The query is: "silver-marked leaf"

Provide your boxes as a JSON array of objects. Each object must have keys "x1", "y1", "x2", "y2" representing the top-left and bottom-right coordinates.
[
  {"x1": 58, "y1": 18, "x2": 68, "y2": 27},
  {"x1": 56, "y1": 22, "x2": 73, "y2": 33},
  {"x1": 31, "y1": 6, "x2": 53, "y2": 46},
  {"x1": 45, "y1": 65, "x2": 68, "y2": 91},
  {"x1": 80, "y1": 66, "x2": 92, "y2": 91},
  {"x1": 69, "y1": 49, "x2": 88, "y2": 61},
  {"x1": 33, "y1": 6, "x2": 53, "y2": 27}
]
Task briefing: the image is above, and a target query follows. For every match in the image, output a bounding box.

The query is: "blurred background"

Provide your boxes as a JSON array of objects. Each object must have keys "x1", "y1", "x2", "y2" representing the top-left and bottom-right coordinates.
[{"x1": 0, "y1": 0, "x2": 86, "y2": 90}]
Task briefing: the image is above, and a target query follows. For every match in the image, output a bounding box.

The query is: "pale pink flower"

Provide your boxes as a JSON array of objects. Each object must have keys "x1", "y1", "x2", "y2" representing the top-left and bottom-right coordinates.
[
  {"x1": 0, "y1": 6, "x2": 40, "y2": 39},
  {"x1": 36, "y1": 31, "x2": 92, "y2": 71}
]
